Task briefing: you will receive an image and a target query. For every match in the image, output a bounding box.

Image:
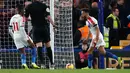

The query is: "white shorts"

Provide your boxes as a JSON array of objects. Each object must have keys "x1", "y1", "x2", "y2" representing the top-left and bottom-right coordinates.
[
  {"x1": 90, "y1": 33, "x2": 106, "y2": 49},
  {"x1": 13, "y1": 34, "x2": 32, "y2": 49}
]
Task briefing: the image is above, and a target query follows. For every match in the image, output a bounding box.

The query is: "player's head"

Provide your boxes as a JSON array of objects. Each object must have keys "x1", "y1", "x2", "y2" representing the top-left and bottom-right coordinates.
[
  {"x1": 81, "y1": 8, "x2": 90, "y2": 18},
  {"x1": 16, "y1": 4, "x2": 24, "y2": 15},
  {"x1": 82, "y1": 42, "x2": 89, "y2": 52}
]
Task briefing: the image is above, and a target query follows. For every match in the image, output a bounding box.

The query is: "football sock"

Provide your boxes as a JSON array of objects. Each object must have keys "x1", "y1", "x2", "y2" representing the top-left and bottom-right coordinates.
[
  {"x1": 21, "y1": 54, "x2": 26, "y2": 65},
  {"x1": 88, "y1": 54, "x2": 93, "y2": 68},
  {"x1": 106, "y1": 51, "x2": 118, "y2": 60},
  {"x1": 37, "y1": 47, "x2": 44, "y2": 64},
  {"x1": 99, "y1": 54, "x2": 105, "y2": 69},
  {"x1": 46, "y1": 47, "x2": 53, "y2": 65},
  {"x1": 31, "y1": 48, "x2": 36, "y2": 63}
]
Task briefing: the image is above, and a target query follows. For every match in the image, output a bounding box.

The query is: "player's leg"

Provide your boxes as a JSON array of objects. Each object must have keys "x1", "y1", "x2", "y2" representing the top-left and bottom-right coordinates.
[
  {"x1": 45, "y1": 41, "x2": 54, "y2": 69},
  {"x1": 44, "y1": 27, "x2": 54, "y2": 69},
  {"x1": 27, "y1": 37, "x2": 40, "y2": 69},
  {"x1": 45, "y1": 41, "x2": 53, "y2": 64},
  {"x1": 98, "y1": 46, "x2": 117, "y2": 59},
  {"x1": 14, "y1": 38, "x2": 29, "y2": 69},
  {"x1": 98, "y1": 46, "x2": 122, "y2": 65},
  {"x1": 19, "y1": 48, "x2": 29, "y2": 69},
  {"x1": 87, "y1": 46, "x2": 95, "y2": 68},
  {"x1": 98, "y1": 38, "x2": 122, "y2": 66},
  {"x1": 32, "y1": 28, "x2": 44, "y2": 65}
]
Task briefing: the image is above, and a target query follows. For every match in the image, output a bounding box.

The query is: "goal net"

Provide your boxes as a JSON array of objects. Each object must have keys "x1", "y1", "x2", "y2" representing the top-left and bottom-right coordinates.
[
  {"x1": 0, "y1": 0, "x2": 75, "y2": 69},
  {"x1": 53, "y1": 0, "x2": 75, "y2": 69}
]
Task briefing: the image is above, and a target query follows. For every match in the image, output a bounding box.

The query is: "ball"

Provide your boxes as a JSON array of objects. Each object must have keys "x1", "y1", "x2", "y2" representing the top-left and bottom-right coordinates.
[{"x1": 66, "y1": 63, "x2": 74, "y2": 69}]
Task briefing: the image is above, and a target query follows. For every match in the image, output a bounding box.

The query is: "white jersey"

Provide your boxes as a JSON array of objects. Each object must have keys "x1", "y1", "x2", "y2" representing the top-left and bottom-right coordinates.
[
  {"x1": 9, "y1": 14, "x2": 28, "y2": 40},
  {"x1": 86, "y1": 16, "x2": 105, "y2": 48},
  {"x1": 9, "y1": 14, "x2": 30, "y2": 49}
]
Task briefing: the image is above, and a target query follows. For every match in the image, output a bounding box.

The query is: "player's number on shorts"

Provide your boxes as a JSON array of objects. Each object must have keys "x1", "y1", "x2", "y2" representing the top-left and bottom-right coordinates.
[{"x1": 12, "y1": 22, "x2": 19, "y2": 31}]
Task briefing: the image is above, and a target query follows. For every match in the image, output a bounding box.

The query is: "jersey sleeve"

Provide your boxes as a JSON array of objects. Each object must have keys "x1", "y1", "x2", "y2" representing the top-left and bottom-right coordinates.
[{"x1": 88, "y1": 17, "x2": 98, "y2": 27}]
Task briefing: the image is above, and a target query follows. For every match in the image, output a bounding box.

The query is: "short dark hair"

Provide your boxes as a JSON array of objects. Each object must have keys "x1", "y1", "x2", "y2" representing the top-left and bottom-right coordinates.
[
  {"x1": 112, "y1": 7, "x2": 118, "y2": 12},
  {"x1": 16, "y1": 4, "x2": 24, "y2": 15},
  {"x1": 78, "y1": 20, "x2": 86, "y2": 26},
  {"x1": 82, "y1": 8, "x2": 89, "y2": 13}
]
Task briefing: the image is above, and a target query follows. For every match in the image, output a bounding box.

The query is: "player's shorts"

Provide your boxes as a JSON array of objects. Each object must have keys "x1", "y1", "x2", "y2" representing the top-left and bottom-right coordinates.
[
  {"x1": 90, "y1": 33, "x2": 106, "y2": 49},
  {"x1": 32, "y1": 26, "x2": 50, "y2": 43},
  {"x1": 13, "y1": 34, "x2": 31, "y2": 49}
]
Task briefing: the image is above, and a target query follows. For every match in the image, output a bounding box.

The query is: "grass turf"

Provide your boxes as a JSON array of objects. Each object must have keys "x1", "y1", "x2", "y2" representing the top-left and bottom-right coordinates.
[{"x1": 0, "y1": 69, "x2": 130, "y2": 73}]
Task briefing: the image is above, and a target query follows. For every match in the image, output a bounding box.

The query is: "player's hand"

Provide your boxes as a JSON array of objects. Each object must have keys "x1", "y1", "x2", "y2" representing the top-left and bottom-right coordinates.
[
  {"x1": 53, "y1": 24, "x2": 57, "y2": 32},
  {"x1": 80, "y1": 59, "x2": 84, "y2": 63},
  {"x1": 27, "y1": 39, "x2": 35, "y2": 48},
  {"x1": 93, "y1": 37, "x2": 99, "y2": 43},
  {"x1": 93, "y1": 37, "x2": 98, "y2": 47}
]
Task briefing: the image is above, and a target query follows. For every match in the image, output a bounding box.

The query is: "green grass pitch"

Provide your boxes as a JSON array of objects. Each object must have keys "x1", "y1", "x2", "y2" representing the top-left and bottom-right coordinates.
[{"x1": 0, "y1": 69, "x2": 130, "y2": 73}]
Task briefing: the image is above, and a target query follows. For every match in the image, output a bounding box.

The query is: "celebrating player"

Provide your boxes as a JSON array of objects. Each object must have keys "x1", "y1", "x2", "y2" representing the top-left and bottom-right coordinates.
[
  {"x1": 80, "y1": 8, "x2": 121, "y2": 69},
  {"x1": 9, "y1": 4, "x2": 40, "y2": 69}
]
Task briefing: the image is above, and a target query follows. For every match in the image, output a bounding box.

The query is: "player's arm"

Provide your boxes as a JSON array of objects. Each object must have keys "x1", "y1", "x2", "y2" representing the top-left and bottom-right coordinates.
[
  {"x1": 8, "y1": 19, "x2": 14, "y2": 39},
  {"x1": 27, "y1": 36, "x2": 35, "y2": 48},
  {"x1": 44, "y1": 6, "x2": 55, "y2": 27},
  {"x1": 19, "y1": 17, "x2": 35, "y2": 47},
  {"x1": 47, "y1": 15, "x2": 55, "y2": 27},
  {"x1": 93, "y1": 19, "x2": 99, "y2": 43},
  {"x1": 95, "y1": 25, "x2": 100, "y2": 42}
]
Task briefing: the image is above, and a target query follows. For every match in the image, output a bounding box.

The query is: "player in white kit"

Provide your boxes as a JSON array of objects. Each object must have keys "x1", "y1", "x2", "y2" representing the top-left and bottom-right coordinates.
[
  {"x1": 80, "y1": 8, "x2": 121, "y2": 69},
  {"x1": 9, "y1": 4, "x2": 40, "y2": 69}
]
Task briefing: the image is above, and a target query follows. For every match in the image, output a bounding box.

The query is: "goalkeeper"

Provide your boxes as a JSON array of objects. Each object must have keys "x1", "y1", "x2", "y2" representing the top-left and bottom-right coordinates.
[
  {"x1": 9, "y1": 4, "x2": 40, "y2": 69},
  {"x1": 25, "y1": 0, "x2": 55, "y2": 69}
]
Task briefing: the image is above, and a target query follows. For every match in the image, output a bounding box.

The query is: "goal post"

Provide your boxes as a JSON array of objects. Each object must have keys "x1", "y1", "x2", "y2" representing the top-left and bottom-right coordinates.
[{"x1": 50, "y1": 0, "x2": 55, "y2": 65}]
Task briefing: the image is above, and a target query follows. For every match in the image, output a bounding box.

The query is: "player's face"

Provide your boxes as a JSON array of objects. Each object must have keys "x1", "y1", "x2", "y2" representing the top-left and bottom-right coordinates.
[
  {"x1": 81, "y1": 11, "x2": 89, "y2": 19},
  {"x1": 81, "y1": 11, "x2": 86, "y2": 16},
  {"x1": 82, "y1": 44, "x2": 88, "y2": 51}
]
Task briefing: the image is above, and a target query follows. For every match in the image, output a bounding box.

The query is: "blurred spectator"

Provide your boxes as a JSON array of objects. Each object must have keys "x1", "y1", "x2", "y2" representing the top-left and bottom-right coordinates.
[
  {"x1": 104, "y1": 0, "x2": 117, "y2": 20},
  {"x1": 117, "y1": 0, "x2": 128, "y2": 28},
  {"x1": 90, "y1": 2, "x2": 98, "y2": 19},
  {"x1": 127, "y1": 15, "x2": 130, "y2": 28},
  {"x1": 78, "y1": 1, "x2": 90, "y2": 9},
  {"x1": 73, "y1": 20, "x2": 92, "y2": 47},
  {"x1": 75, "y1": 42, "x2": 97, "y2": 69},
  {"x1": 105, "y1": 8, "x2": 121, "y2": 48},
  {"x1": 73, "y1": 2, "x2": 81, "y2": 37},
  {"x1": 75, "y1": 42, "x2": 89, "y2": 69}
]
